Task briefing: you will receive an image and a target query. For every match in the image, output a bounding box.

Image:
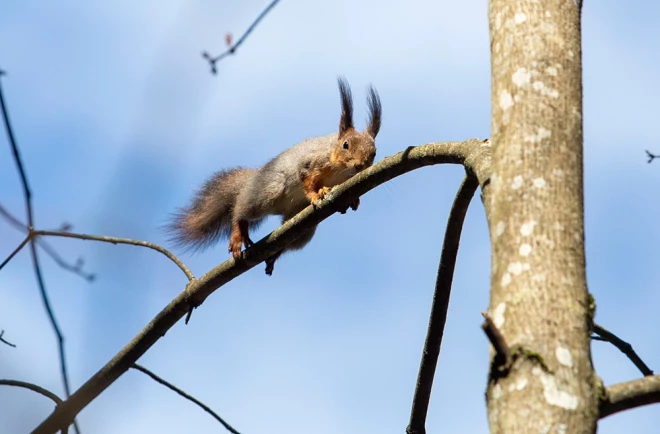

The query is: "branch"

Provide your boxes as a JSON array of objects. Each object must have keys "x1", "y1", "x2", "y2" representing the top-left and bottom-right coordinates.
[
  {"x1": 132, "y1": 364, "x2": 240, "y2": 434},
  {"x1": 481, "y1": 312, "x2": 511, "y2": 369},
  {"x1": 600, "y1": 375, "x2": 660, "y2": 418},
  {"x1": 0, "y1": 72, "x2": 80, "y2": 434},
  {"x1": 0, "y1": 203, "x2": 94, "y2": 281},
  {"x1": 202, "y1": 0, "x2": 281, "y2": 74},
  {"x1": 0, "y1": 379, "x2": 63, "y2": 405},
  {"x1": 0, "y1": 380, "x2": 68, "y2": 433},
  {"x1": 645, "y1": 150, "x2": 658, "y2": 164},
  {"x1": 592, "y1": 322, "x2": 653, "y2": 377},
  {"x1": 34, "y1": 230, "x2": 195, "y2": 282},
  {"x1": 32, "y1": 138, "x2": 492, "y2": 433},
  {"x1": 0, "y1": 330, "x2": 17, "y2": 347},
  {"x1": 0, "y1": 233, "x2": 32, "y2": 271},
  {"x1": 406, "y1": 173, "x2": 479, "y2": 434}
]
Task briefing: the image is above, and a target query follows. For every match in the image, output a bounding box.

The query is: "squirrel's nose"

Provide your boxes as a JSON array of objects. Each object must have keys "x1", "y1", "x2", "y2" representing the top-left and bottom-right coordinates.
[{"x1": 354, "y1": 163, "x2": 365, "y2": 171}]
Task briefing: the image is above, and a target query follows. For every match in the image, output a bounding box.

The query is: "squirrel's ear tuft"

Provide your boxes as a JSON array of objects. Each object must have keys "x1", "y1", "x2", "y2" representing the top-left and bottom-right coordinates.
[
  {"x1": 337, "y1": 76, "x2": 354, "y2": 136},
  {"x1": 366, "y1": 84, "x2": 381, "y2": 139}
]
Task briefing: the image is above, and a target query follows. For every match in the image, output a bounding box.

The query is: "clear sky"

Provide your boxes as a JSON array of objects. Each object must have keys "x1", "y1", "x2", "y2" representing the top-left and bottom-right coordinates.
[{"x1": 1, "y1": 1, "x2": 659, "y2": 433}]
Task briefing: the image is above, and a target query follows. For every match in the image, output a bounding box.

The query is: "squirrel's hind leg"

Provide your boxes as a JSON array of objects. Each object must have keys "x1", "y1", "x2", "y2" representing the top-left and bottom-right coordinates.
[
  {"x1": 228, "y1": 220, "x2": 253, "y2": 258},
  {"x1": 264, "y1": 223, "x2": 318, "y2": 275}
]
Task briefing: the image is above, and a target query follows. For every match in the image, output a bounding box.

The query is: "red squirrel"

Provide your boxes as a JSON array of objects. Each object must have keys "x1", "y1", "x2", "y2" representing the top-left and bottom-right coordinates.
[{"x1": 167, "y1": 77, "x2": 381, "y2": 275}]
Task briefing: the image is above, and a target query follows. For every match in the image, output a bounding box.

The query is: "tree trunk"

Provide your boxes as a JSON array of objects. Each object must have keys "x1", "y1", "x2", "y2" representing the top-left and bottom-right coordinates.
[{"x1": 486, "y1": 1, "x2": 598, "y2": 432}]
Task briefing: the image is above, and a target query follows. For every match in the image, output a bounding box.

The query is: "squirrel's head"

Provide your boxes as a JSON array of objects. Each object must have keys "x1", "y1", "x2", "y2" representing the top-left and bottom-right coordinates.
[{"x1": 330, "y1": 77, "x2": 381, "y2": 175}]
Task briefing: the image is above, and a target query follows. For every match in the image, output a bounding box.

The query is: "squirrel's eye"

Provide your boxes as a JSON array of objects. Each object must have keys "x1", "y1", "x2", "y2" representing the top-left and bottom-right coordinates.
[{"x1": 343, "y1": 141, "x2": 349, "y2": 150}]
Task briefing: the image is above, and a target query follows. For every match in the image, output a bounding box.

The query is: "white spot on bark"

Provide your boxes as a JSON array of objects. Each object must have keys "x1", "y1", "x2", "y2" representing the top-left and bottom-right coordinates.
[
  {"x1": 533, "y1": 81, "x2": 545, "y2": 91},
  {"x1": 556, "y1": 347, "x2": 573, "y2": 367},
  {"x1": 519, "y1": 243, "x2": 532, "y2": 256},
  {"x1": 515, "y1": 377, "x2": 528, "y2": 390},
  {"x1": 532, "y1": 273, "x2": 546, "y2": 283},
  {"x1": 493, "y1": 302, "x2": 506, "y2": 328},
  {"x1": 520, "y1": 221, "x2": 536, "y2": 236},
  {"x1": 512, "y1": 175, "x2": 524, "y2": 189},
  {"x1": 546, "y1": 88, "x2": 559, "y2": 98},
  {"x1": 508, "y1": 262, "x2": 524, "y2": 275},
  {"x1": 499, "y1": 90, "x2": 514, "y2": 110},
  {"x1": 556, "y1": 424, "x2": 568, "y2": 434},
  {"x1": 568, "y1": 50, "x2": 574, "y2": 58},
  {"x1": 546, "y1": 66, "x2": 558, "y2": 76},
  {"x1": 524, "y1": 127, "x2": 551, "y2": 143},
  {"x1": 492, "y1": 383, "x2": 503, "y2": 399},
  {"x1": 553, "y1": 221, "x2": 565, "y2": 231},
  {"x1": 512, "y1": 68, "x2": 531, "y2": 87},
  {"x1": 514, "y1": 12, "x2": 527, "y2": 23},
  {"x1": 533, "y1": 178, "x2": 546, "y2": 188},
  {"x1": 496, "y1": 221, "x2": 506, "y2": 237},
  {"x1": 501, "y1": 273, "x2": 512, "y2": 287},
  {"x1": 533, "y1": 369, "x2": 579, "y2": 410}
]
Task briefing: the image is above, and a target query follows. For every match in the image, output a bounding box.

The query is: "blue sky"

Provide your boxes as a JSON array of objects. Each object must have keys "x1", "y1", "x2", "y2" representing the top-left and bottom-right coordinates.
[{"x1": 1, "y1": 0, "x2": 659, "y2": 432}]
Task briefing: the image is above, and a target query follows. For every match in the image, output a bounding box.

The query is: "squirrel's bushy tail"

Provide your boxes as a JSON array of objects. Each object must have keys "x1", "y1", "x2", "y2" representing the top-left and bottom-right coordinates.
[{"x1": 166, "y1": 167, "x2": 262, "y2": 252}]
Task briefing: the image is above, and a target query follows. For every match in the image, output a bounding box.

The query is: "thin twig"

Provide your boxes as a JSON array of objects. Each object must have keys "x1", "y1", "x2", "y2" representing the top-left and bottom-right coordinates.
[
  {"x1": 645, "y1": 150, "x2": 658, "y2": 163},
  {"x1": 600, "y1": 375, "x2": 660, "y2": 418},
  {"x1": 0, "y1": 204, "x2": 95, "y2": 281},
  {"x1": 33, "y1": 139, "x2": 492, "y2": 433},
  {"x1": 34, "y1": 230, "x2": 194, "y2": 282},
  {"x1": 406, "y1": 173, "x2": 479, "y2": 434},
  {"x1": 0, "y1": 380, "x2": 68, "y2": 433},
  {"x1": 0, "y1": 330, "x2": 17, "y2": 347},
  {"x1": 592, "y1": 323, "x2": 653, "y2": 376},
  {"x1": 202, "y1": 0, "x2": 281, "y2": 74},
  {"x1": 0, "y1": 72, "x2": 80, "y2": 434},
  {"x1": 132, "y1": 364, "x2": 240, "y2": 434},
  {"x1": 0, "y1": 379, "x2": 63, "y2": 404},
  {"x1": 0, "y1": 233, "x2": 31, "y2": 271}
]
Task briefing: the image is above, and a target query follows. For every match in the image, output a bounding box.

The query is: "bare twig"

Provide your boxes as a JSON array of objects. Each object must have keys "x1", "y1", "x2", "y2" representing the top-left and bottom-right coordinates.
[
  {"x1": 0, "y1": 330, "x2": 17, "y2": 347},
  {"x1": 0, "y1": 379, "x2": 63, "y2": 404},
  {"x1": 0, "y1": 204, "x2": 95, "y2": 281},
  {"x1": 600, "y1": 375, "x2": 660, "y2": 418},
  {"x1": 0, "y1": 72, "x2": 81, "y2": 434},
  {"x1": 34, "y1": 230, "x2": 194, "y2": 282},
  {"x1": 406, "y1": 173, "x2": 479, "y2": 434},
  {"x1": 0, "y1": 380, "x2": 67, "y2": 433},
  {"x1": 645, "y1": 150, "x2": 658, "y2": 163},
  {"x1": 0, "y1": 233, "x2": 32, "y2": 270},
  {"x1": 33, "y1": 139, "x2": 492, "y2": 433},
  {"x1": 481, "y1": 312, "x2": 511, "y2": 369},
  {"x1": 132, "y1": 364, "x2": 240, "y2": 434},
  {"x1": 202, "y1": 0, "x2": 281, "y2": 74},
  {"x1": 592, "y1": 323, "x2": 653, "y2": 376}
]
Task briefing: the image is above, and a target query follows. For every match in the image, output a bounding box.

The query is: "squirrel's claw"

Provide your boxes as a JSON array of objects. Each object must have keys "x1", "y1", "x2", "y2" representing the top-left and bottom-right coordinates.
[{"x1": 228, "y1": 240, "x2": 242, "y2": 259}]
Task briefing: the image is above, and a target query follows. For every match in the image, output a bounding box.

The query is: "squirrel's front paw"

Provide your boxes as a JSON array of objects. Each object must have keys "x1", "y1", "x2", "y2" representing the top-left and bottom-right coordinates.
[{"x1": 311, "y1": 186, "x2": 333, "y2": 206}]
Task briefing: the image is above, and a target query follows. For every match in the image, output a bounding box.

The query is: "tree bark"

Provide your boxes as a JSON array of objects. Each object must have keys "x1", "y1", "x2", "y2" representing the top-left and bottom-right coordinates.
[{"x1": 486, "y1": 1, "x2": 598, "y2": 432}]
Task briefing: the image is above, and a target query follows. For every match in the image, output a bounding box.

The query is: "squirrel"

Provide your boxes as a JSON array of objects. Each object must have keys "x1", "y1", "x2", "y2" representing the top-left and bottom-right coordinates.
[{"x1": 166, "y1": 77, "x2": 382, "y2": 275}]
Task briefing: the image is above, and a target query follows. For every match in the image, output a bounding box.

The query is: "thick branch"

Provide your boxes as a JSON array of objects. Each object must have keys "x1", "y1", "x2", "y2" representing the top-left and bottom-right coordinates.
[
  {"x1": 406, "y1": 173, "x2": 479, "y2": 434},
  {"x1": 32, "y1": 138, "x2": 491, "y2": 433},
  {"x1": 600, "y1": 375, "x2": 660, "y2": 419},
  {"x1": 132, "y1": 364, "x2": 240, "y2": 434},
  {"x1": 592, "y1": 323, "x2": 653, "y2": 377}
]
